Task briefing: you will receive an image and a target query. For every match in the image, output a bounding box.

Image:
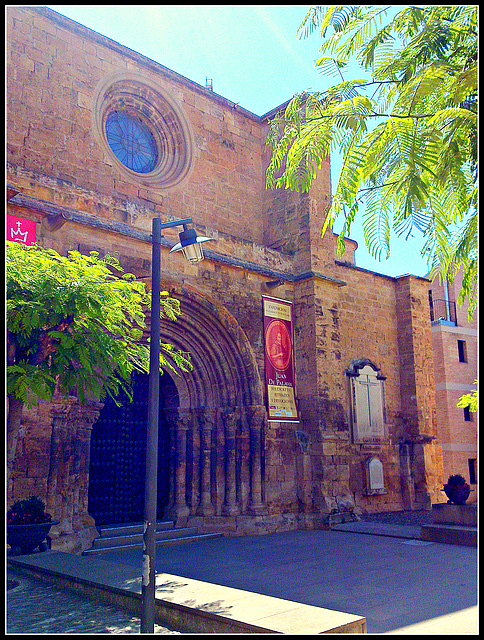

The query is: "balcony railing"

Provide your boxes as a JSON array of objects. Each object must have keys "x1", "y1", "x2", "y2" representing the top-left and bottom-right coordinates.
[{"x1": 429, "y1": 298, "x2": 457, "y2": 325}]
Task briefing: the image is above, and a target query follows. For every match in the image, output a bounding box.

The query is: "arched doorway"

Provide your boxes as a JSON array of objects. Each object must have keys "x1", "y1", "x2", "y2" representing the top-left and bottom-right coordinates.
[
  {"x1": 88, "y1": 284, "x2": 267, "y2": 530},
  {"x1": 88, "y1": 371, "x2": 179, "y2": 525}
]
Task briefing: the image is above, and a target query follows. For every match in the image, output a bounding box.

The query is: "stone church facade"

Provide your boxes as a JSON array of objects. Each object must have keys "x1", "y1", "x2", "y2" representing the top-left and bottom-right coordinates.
[{"x1": 7, "y1": 7, "x2": 445, "y2": 553}]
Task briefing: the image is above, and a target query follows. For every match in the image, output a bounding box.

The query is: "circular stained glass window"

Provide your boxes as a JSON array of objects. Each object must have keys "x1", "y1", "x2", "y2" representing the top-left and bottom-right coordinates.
[{"x1": 105, "y1": 111, "x2": 159, "y2": 174}]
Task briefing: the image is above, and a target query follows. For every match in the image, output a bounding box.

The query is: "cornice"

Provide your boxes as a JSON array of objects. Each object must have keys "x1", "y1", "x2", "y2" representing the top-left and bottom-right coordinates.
[{"x1": 8, "y1": 190, "x2": 347, "y2": 287}]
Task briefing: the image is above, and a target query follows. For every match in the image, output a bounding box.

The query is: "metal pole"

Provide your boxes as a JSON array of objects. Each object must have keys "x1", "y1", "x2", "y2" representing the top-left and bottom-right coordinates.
[
  {"x1": 140, "y1": 216, "x2": 162, "y2": 633},
  {"x1": 443, "y1": 277, "x2": 451, "y2": 322}
]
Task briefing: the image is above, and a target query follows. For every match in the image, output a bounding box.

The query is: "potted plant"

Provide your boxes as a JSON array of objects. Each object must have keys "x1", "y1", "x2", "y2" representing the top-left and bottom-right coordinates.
[
  {"x1": 7, "y1": 496, "x2": 59, "y2": 555},
  {"x1": 442, "y1": 474, "x2": 472, "y2": 505}
]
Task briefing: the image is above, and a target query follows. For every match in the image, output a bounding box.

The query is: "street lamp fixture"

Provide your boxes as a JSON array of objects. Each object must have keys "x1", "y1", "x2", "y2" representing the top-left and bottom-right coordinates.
[
  {"x1": 169, "y1": 223, "x2": 213, "y2": 263},
  {"x1": 141, "y1": 216, "x2": 212, "y2": 634}
]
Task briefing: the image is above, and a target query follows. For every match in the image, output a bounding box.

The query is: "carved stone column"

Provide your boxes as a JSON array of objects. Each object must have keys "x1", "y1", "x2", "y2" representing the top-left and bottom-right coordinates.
[
  {"x1": 197, "y1": 411, "x2": 215, "y2": 516},
  {"x1": 223, "y1": 410, "x2": 239, "y2": 516},
  {"x1": 164, "y1": 411, "x2": 177, "y2": 514},
  {"x1": 76, "y1": 404, "x2": 103, "y2": 522},
  {"x1": 46, "y1": 397, "x2": 79, "y2": 526},
  {"x1": 248, "y1": 405, "x2": 266, "y2": 515},
  {"x1": 188, "y1": 412, "x2": 200, "y2": 514},
  {"x1": 47, "y1": 397, "x2": 101, "y2": 553},
  {"x1": 213, "y1": 409, "x2": 225, "y2": 514},
  {"x1": 174, "y1": 416, "x2": 190, "y2": 521},
  {"x1": 46, "y1": 409, "x2": 67, "y2": 520},
  {"x1": 238, "y1": 409, "x2": 251, "y2": 513}
]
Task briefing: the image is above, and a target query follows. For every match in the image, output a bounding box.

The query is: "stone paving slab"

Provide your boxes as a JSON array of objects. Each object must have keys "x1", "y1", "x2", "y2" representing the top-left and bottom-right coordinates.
[
  {"x1": 7, "y1": 528, "x2": 478, "y2": 634},
  {"x1": 7, "y1": 550, "x2": 366, "y2": 634},
  {"x1": 331, "y1": 521, "x2": 422, "y2": 539},
  {"x1": 385, "y1": 606, "x2": 479, "y2": 635}
]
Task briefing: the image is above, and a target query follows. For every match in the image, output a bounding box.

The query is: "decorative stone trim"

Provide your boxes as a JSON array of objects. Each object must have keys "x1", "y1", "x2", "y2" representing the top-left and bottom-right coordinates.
[
  {"x1": 345, "y1": 358, "x2": 387, "y2": 380},
  {"x1": 92, "y1": 72, "x2": 194, "y2": 190}
]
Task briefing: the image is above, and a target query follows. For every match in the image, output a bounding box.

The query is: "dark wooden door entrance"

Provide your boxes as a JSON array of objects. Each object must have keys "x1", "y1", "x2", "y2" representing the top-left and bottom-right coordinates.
[{"x1": 88, "y1": 372, "x2": 178, "y2": 525}]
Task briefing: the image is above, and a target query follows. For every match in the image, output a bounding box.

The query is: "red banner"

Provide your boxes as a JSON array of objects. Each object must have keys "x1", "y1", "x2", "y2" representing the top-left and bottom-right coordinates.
[
  {"x1": 263, "y1": 296, "x2": 299, "y2": 422},
  {"x1": 7, "y1": 214, "x2": 36, "y2": 245}
]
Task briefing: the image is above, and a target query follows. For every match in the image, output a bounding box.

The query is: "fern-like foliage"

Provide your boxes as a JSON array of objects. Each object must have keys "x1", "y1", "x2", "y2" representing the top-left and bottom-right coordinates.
[
  {"x1": 266, "y1": 5, "x2": 477, "y2": 315},
  {"x1": 6, "y1": 242, "x2": 192, "y2": 408}
]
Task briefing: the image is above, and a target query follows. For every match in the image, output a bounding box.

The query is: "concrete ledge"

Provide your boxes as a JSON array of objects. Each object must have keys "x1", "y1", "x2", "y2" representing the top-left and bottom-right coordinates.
[
  {"x1": 154, "y1": 573, "x2": 365, "y2": 633},
  {"x1": 8, "y1": 552, "x2": 366, "y2": 634},
  {"x1": 420, "y1": 524, "x2": 477, "y2": 547}
]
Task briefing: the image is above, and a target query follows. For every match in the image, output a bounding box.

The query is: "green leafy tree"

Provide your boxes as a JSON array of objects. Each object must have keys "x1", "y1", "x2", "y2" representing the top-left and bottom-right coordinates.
[
  {"x1": 456, "y1": 381, "x2": 478, "y2": 413},
  {"x1": 6, "y1": 241, "x2": 192, "y2": 481},
  {"x1": 266, "y1": 5, "x2": 477, "y2": 317}
]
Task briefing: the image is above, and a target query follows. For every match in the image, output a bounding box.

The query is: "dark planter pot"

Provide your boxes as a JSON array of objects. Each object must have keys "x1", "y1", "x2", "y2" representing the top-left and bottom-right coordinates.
[
  {"x1": 443, "y1": 484, "x2": 471, "y2": 505},
  {"x1": 7, "y1": 521, "x2": 59, "y2": 555}
]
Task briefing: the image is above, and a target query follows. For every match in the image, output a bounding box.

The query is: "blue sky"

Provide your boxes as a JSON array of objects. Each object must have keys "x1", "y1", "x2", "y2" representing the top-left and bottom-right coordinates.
[{"x1": 47, "y1": 4, "x2": 431, "y2": 278}]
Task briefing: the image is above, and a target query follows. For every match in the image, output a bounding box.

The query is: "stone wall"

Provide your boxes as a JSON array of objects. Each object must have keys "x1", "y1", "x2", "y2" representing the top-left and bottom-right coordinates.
[{"x1": 6, "y1": 6, "x2": 445, "y2": 551}]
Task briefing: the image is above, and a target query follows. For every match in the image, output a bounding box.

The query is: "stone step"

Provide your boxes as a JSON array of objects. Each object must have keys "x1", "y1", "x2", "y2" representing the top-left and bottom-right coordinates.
[
  {"x1": 82, "y1": 520, "x2": 224, "y2": 555},
  {"x1": 96, "y1": 520, "x2": 174, "y2": 539},
  {"x1": 91, "y1": 526, "x2": 200, "y2": 550},
  {"x1": 83, "y1": 532, "x2": 224, "y2": 555}
]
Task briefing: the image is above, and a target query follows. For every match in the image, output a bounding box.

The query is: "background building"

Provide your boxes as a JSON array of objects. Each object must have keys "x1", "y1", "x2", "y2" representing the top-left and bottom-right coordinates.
[
  {"x1": 7, "y1": 6, "x2": 445, "y2": 552},
  {"x1": 428, "y1": 270, "x2": 478, "y2": 500}
]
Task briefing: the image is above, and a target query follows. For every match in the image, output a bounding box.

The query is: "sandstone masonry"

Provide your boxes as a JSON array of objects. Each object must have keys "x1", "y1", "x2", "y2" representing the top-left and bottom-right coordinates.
[{"x1": 7, "y1": 7, "x2": 445, "y2": 552}]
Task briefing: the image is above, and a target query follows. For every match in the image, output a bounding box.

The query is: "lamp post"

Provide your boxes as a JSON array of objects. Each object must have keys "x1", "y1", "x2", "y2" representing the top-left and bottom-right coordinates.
[{"x1": 140, "y1": 216, "x2": 212, "y2": 634}]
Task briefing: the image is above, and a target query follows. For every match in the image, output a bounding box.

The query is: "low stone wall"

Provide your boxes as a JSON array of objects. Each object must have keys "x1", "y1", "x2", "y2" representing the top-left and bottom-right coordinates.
[
  {"x1": 420, "y1": 502, "x2": 477, "y2": 547},
  {"x1": 432, "y1": 503, "x2": 477, "y2": 527}
]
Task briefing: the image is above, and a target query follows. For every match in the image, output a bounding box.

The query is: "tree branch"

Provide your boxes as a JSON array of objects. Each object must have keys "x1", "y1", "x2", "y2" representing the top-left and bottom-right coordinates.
[{"x1": 32, "y1": 315, "x2": 75, "y2": 365}]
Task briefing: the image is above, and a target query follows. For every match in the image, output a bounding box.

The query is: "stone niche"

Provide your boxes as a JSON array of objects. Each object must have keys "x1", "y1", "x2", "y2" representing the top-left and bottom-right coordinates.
[{"x1": 365, "y1": 456, "x2": 387, "y2": 495}]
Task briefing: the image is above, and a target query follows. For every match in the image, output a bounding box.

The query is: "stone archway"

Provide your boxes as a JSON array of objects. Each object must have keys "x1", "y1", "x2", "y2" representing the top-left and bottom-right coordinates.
[
  {"x1": 86, "y1": 283, "x2": 267, "y2": 534},
  {"x1": 151, "y1": 283, "x2": 267, "y2": 528},
  {"x1": 12, "y1": 286, "x2": 268, "y2": 551},
  {"x1": 157, "y1": 284, "x2": 263, "y2": 410}
]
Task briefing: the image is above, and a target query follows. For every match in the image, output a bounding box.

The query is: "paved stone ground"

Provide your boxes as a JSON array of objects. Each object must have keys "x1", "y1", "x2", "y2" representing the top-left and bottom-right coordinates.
[
  {"x1": 6, "y1": 510, "x2": 474, "y2": 634},
  {"x1": 6, "y1": 567, "x2": 180, "y2": 634},
  {"x1": 359, "y1": 509, "x2": 433, "y2": 526}
]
